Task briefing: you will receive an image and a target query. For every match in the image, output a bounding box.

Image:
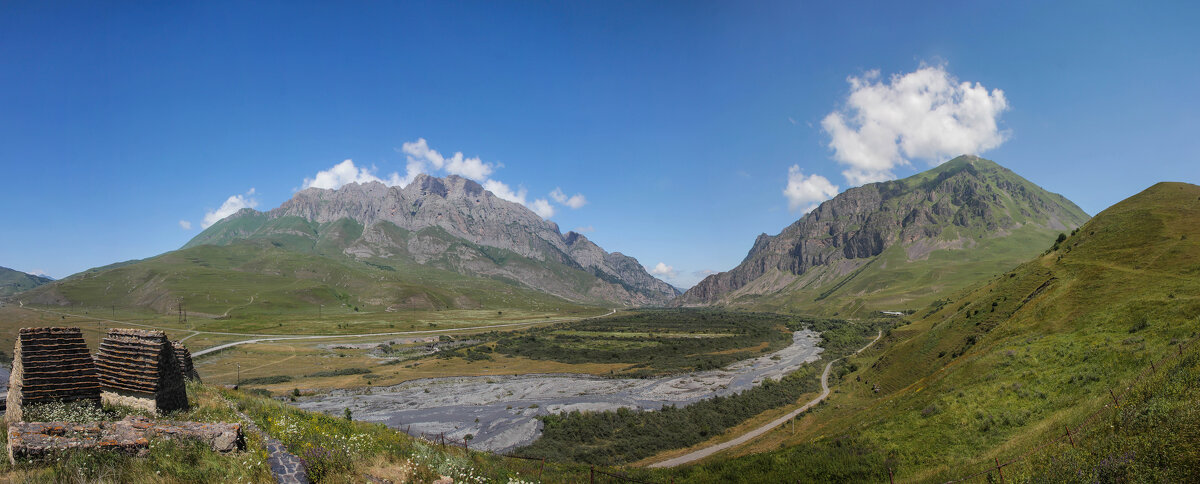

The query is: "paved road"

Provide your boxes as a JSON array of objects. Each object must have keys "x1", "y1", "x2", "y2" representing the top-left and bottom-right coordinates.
[
  {"x1": 18, "y1": 305, "x2": 616, "y2": 357},
  {"x1": 648, "y1": 328, "x2": 884, "y2": 468}
]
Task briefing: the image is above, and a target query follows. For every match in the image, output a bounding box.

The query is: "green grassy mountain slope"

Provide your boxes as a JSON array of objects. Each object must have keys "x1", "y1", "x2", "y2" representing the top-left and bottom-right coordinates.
[
  {"x1": 692, "y1": 182, "x2": 1200, "y2": 481},
  {"x1": 679, "y1": 156, "x2": 1090, "y2": 315},
  {"x1": 19, "y1": 237, "x2": 588, "y2": 316},
  {"x1": 0, "y1": 266, "x2": 52, "y2": 297}
]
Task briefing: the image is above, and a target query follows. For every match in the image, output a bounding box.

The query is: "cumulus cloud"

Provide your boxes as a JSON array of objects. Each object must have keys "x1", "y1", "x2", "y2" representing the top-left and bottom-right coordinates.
[
  {"x1": 202, "y1": 188, "x2": 258, "y2": 228},
  {"x1": 550, "y1": 188, "x2": 587, "y2": 209},
  {"x1": 178, "y1": 220, "x2": 192, "y2": 230},
  {"x1": 298, "y1": 139, "x2": 586, "y2": 221},
  {"x1": 821, "y1": 64, "x2": 1010, "y2": 185},
  {"x1": 783, "y1": 165, "x2": 839, "y2": 212},
  {"x1": 649, "y1": 262, "x2": 678, "y2": 279},
  {"x1": 401, "y1": 138, "x2": 495, "y2": 181},
  {"x1": 529, "y1": 199, "x2": 555, "y2": 218},
  {"x1": 483, "y1": 179, "x2": 528, "y2": 205},
  {"x1": 302, "y1": 159, "x2": 404, "y2": 190}
]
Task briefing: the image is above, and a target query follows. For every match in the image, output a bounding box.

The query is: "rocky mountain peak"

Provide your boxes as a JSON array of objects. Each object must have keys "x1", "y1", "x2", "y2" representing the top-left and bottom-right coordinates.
[
  {"x1": 187, "y1": 173, "x2": 677, "y2": 306},
  {"x1": 677, "y1": 156, "x2": 1089, "y2": 307}
]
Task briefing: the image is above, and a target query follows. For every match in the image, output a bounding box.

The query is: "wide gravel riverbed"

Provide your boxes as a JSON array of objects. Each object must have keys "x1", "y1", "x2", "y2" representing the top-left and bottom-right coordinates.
[{"x1": 291, "y1": 329, "x2": 823, "y2": 453}]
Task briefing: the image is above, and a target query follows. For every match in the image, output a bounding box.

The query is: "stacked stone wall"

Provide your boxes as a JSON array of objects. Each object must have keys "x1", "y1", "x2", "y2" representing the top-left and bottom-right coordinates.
[
  {"x1": 171, "y1": 341, "x2": 200, "y2": 382},
  {"x1": 4, "y1": 327, "x2": 101, "y2": 423},
  {"x1": 94, "y1": 329, "x2": 188, "y2": 414}
]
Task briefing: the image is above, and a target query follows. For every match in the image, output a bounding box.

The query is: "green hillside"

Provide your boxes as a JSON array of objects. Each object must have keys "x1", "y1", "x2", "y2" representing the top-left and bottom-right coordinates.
[
  {"x1": 680, "y1": 182, "x2": 1200, "y2": 481},
  {"x1": 0, "y1": 266, "x2": 53, "y2": 297},
  {"x1": 21, "y1": 237, "x2": 589, "y2": 316}
]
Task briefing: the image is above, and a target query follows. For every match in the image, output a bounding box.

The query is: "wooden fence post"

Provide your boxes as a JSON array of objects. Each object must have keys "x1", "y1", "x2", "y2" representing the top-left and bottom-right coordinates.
[
  {"x1": 539, "y1": 459, "x2": 544, "y2": 480},
  {"x1": 888, "y1": 467, "x2": 895, "y2": 484},
  {"x1": 995, "y1": 457, "x2": 1005, "y2": 484},
  {"x1": 1065, "y1": 426, "x2": 1074, "y2": 447},
  {"x1": 1110, "y1": 388, "x2": 1119, "y2": 407},
  {"x1": 590, "y1": 465, "x2": 595, "y2": 484}
]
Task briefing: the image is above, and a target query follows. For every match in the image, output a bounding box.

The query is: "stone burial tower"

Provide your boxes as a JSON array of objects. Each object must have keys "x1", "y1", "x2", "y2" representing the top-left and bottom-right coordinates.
[
  {"x1": 94, "y1": 329, "x2": 189, "y2": 414},
  {"x1": 5, "y1": 327, "x2": 102, "y2": 423},
  {"x1": 171, "y1": 341, "x2": 201, "y2": 382}
]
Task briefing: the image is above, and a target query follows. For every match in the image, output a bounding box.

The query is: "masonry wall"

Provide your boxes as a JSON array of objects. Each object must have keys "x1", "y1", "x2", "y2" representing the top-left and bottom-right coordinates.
[
  {"x1": 94, "y1": 329, "x2": 188, "y2": 414},
  {"x1": 5, "y1": 327, "x2": 101, "y2": 423}
]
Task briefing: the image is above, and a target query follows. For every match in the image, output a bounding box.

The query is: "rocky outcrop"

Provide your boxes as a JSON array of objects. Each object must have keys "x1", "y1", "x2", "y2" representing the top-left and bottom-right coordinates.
[
  {"x1": 7, "y1": 415, "x2": 243, "y2": 463},
  {"x1": 5, "y1": 327, "x2": 101, "y2": 423},
  {"x1": 95, "y1": 329, "x2": 188, "y2": 414},
  {"x1": 678, "y1": 156, "x2": 1089, "y2": 306}
]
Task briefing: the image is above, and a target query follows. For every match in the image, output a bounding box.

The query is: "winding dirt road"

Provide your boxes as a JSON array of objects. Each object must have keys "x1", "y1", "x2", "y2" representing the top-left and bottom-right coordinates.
[{"x1": 648, "y1": 328, "x2": 884, "y2": 468}]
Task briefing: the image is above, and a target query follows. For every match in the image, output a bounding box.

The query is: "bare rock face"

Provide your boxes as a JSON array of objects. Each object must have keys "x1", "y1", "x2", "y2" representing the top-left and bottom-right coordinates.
[
  {"x1": 677, "y1": 156, "x2": 1090, "y2": 306},
  {"x1": 7, "y1": 415, "x2": 244, "y2": 463},
  {"x1": 188, "y1": 174, "x2": 678, "y2": 306}
]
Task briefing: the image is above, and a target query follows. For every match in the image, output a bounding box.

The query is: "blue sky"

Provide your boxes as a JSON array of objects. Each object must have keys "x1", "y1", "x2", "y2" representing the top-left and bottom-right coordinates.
[{"x1": 2, "y1": 1, "x2": 1198, "y2": 287}]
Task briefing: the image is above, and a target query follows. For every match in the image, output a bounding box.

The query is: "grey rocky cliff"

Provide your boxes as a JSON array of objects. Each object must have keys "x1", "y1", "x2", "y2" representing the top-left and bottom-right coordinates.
[{"x1": 677, "y1": 156, "x2": 1089, "y2": 306}]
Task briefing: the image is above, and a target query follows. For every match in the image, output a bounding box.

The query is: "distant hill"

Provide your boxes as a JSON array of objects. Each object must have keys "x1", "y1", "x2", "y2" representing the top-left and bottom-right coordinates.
[
  {"x1": 0, "y1": 266, "x2": 53, "y2": 297},
  {"x1": 24, "y1": 174, "x2": 676, "y2": 313},
  {"x1": 677, "y1": 156, "x2": 1090, "y2": 314}
]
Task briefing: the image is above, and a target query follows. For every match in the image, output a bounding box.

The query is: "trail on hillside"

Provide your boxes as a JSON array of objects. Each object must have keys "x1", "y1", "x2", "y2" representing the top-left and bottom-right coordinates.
[{"x1": 647, "y1": 328, "x2": 883, "y2": 468}]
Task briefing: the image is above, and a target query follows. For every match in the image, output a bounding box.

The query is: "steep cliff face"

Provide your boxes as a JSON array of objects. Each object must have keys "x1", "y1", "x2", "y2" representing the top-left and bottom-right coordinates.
[
  {"x1": 677, "y1": 156, "x2": 1089, "y2": 311},
  {"x1": 186, "y1": 174, "x2": 677, "y2": 306}
]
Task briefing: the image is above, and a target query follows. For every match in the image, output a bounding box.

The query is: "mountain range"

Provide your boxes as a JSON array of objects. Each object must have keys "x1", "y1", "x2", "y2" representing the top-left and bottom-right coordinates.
[
  {"x1": 0, "y1": 266, "x2": 53, "y2": 298},
  {"x1": 676, "y1": 156, "x2": 1090, "y2": 315},
  {"x1": 21, "y1": 174, "x2": 676, "y2": 313}
]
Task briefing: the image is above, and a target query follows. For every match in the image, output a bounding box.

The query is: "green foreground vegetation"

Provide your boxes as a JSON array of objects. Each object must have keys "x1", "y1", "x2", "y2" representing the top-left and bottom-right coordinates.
[{"x1": 0, "y1": 382, "x2": 274, "y2": 483}]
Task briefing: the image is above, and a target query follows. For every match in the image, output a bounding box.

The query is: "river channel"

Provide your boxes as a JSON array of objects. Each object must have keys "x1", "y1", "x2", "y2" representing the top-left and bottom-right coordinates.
[{"x1": 291, "y1": 329, "x2": 823, "y2": 453}]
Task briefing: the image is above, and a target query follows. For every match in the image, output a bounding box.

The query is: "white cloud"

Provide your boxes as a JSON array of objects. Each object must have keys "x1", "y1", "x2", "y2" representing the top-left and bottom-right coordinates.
[
  {"x1": 821, "y1": 64, "x2": 1010, "y2": 185},
  {"x1": 178, "y1": 220, "x2": 192, "y2": 230},
  {"x1": 573, "y1": 225, "x2": 595, "y2": 233},
  {"x1": 401, "y1": 138, "x2": 495, "y2": 182},
  {"x1": 25, "y1": 269, "x2": 50, "y2": 277},
  {"x1": 483, "y1": 179, "x2": 528, "y2": 205},
  {"x1": 783, "y1": 165, "x2": 839, "y2": 212},
  {"x1": 302, "y1": 159, "x2": 398, "y2": 190},
  {"x1": 202, "y1": 188, "x2": 258, "y2": 228},
  {"x1": 549, "y1": 188, "x2": 587, "y2": 209},
  {"x1": 297, "y1": 139, "x2": 582, "y2": 221},
  {"x1": 529, "y1": 198, "x2": 555, "y2": 218},
  {"x1": 649, "y1": 262, "x2": 678, "y2": 279}
]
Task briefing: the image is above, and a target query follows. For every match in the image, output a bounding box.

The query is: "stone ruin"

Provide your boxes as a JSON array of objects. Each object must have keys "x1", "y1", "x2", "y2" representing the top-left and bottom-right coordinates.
[
  {"x1": 5, "y1": 327, "x2": 102, "y2": 423},
  {"x1": 8, "y1": 415, "x2": 243, "y2": 463},
  {"x1": 94, "y1": 329, "x2": 189, "y2": 414},
  {"x1": 172, "y1": 341, "x2": 201, "y2": 382}
]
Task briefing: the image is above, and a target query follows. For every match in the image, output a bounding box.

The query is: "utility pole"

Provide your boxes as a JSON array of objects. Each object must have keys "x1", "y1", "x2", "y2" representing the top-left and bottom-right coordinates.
[{"x1": 237, "y1": 363, "x2": 241, "y2": 388}]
